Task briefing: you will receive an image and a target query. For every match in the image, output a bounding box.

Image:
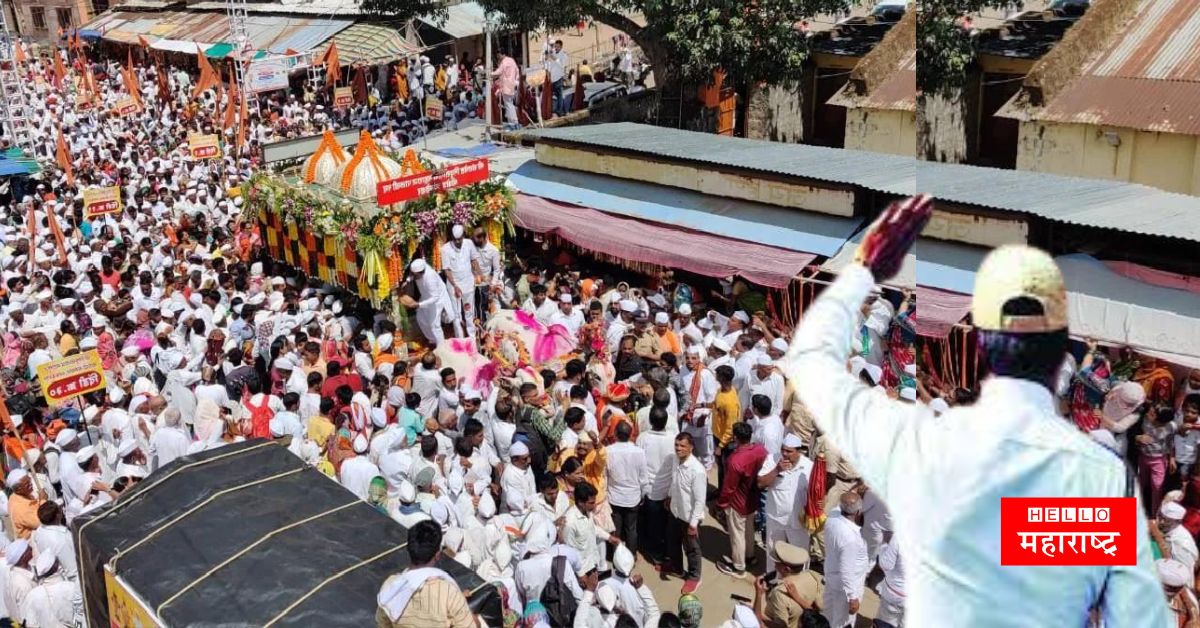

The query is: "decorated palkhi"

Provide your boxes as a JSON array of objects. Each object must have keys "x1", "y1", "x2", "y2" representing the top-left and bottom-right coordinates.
[
  {"x1": 302, "y1": 129, "x2": 349, "y2": 187},
  {"x1": 243, "y1": 130, "x2": 516, "y2": 308}
]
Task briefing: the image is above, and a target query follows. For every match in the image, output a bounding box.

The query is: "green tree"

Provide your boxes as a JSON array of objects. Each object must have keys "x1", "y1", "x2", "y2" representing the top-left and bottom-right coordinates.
[
  {"x1": 361, "y1": 0, "x2": 851, "y2": 87},
  {"x1": 918, "y1": 1, "x2": 1024, "y2": 96}
]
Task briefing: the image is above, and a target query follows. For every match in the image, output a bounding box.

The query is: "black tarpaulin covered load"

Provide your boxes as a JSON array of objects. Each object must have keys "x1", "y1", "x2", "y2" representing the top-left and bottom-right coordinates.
[{"x1": 73, "y1": 439, "x2": 501, "y2": 627}]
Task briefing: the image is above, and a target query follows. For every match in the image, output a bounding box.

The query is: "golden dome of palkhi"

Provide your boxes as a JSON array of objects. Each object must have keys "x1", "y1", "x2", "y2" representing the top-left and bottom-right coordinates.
[
  {"x1": 336, "y1": 130, "x2": 403, "y2": 200},
  {"x1": 303, "y1": 129, "x2": 349, "y2": 186}
]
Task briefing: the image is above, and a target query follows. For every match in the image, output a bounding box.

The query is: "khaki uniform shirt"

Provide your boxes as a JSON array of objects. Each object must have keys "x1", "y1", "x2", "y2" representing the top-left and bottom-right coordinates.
[{"x1": 766, "y1": 570, "x2": 824, "y2": 627}]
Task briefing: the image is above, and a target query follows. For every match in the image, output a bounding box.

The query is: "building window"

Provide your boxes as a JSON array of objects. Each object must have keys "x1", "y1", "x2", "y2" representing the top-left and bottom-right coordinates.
[
  {"x1": 94, "y1": 0, "x2": 110, "y2": 12},
  {"x1": 56, "y1": 8, "x2": 73, "y2": 29},
  {"x1": 30, "y1": 7, "x2": 46, "y2": 31}
]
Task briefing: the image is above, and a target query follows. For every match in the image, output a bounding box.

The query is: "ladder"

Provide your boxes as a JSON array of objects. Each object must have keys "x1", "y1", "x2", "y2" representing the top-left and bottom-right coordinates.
[{"x1": 0, "y1": 7, "x2": 34, "y2": 155}]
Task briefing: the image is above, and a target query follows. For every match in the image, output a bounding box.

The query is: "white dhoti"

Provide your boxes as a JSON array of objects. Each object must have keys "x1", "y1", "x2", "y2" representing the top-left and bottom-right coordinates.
[
  {"x1": 448, "y1": 275, "x2": 476, "y2": 337},
  {"x1": 416, "y1": 303, "x2": 449, "y2": 347},
  {"x1": 875, "y1": 579, "x2": 905, "y2": 626},
  {"x1": 764, "y1": 520, "x2": 810, "y2": 572},
  {"x1": 683, "y1": 420, "x2": 713, "y2": 469},
  {"x1": 823, "y1": 581, "x2": 856, "y2": 628}
]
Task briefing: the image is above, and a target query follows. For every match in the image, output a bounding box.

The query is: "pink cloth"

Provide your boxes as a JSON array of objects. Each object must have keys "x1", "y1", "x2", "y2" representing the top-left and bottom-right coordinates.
[
  {"x1": 1104, "y1": 260, "x2": 1200, "y2": 296},
  {"x1": 493, "y1": 57, "x2": 519, "y2": 96},
  {"x1": 512, "y1": 309, "x2": 575, "y2": 363},
  {"x1": 914, "y1": 286, "x2": 972, "y2": 337},
  {"x1": 514, "y1": 194, "x2": 814, "y2": 289}
]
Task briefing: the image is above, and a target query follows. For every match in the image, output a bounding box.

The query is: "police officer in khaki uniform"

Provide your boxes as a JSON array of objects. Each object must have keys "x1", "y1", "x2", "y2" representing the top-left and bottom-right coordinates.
[{"x1": 754, "y1": 540, "x2": 824, "y2": 628}]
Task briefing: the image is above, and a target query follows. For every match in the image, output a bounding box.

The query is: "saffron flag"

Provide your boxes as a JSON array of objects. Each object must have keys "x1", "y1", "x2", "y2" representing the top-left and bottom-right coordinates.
[
  {"x1": 138, "y1": 35, "x2": 150, "y2": 48},
  {"x1": 26, "y1": 202, "x2": 36, "y2": 275},
  {"x1": 46, "y1": 209, "x2": 68, "y2": 266},
  {"x1": 123, "y1": 49, "x2": 142, "y2": 108},
  {"x1": 223, "y1": 72, "x2": 238, "y2": 131},
  {"x1": 320, "y1": 41, "x2": 341, "y2": 86},
  {"x1": 191, "y1": 47, "x2": 220, "y2": 98},
  {"x1": 13, "y1": 41, "x2": 25, "y2": 65},
  {"x1": 53, "y1": 51, "x2": 66, "y2": 89},
  {"x1": 55, "y1": 127, "x2": 74, "y2": 186}
]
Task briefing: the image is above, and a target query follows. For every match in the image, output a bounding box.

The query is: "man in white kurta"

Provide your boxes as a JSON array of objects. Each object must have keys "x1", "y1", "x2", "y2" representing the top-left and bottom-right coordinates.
[
  {"x1": 500, "y1": 442, "x2": 537, "y2": 515},
  {"x1": 22, "y1": 554, "x2": 79, "y2": 628},
  {"x1": 758, "y1": 434, "x2": 812, "y2": 572},
  {"x1": 778, "y1": 198, "x2": 1169, "y2": 627},
  {"x1": 340, "y1": 435, "x2": 381, "y2": 501},
  {"x1": 149, "y1": 409, "x2": 191, "y2": 471},
  {"x1": 681, "y1": 347, "x2": 718, "y2": 469},
  {"x1": 410, "y1": 259, "x2": 455, "y2": 347},
  {"x1": 439, "y1": 224, "x2": 480, "y2": 337},
  {"x1": 823, "y1": 492, "x2": 869, "y2": 628}
]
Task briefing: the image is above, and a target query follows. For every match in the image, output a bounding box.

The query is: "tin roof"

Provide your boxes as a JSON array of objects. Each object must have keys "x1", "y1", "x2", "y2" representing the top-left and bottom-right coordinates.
[
  {"x1": 917, "y1": 160, "x2": 1200, "y2": 242},
  {"x1": 522, "y1": 122, "x2": 917, "y2": 196},
  {"x1": 1008, "y1": 0, "x2": 1200, "y2": 134},
  {"x1": 312, "y1": 23, "x2": 422, "y2": 65}
]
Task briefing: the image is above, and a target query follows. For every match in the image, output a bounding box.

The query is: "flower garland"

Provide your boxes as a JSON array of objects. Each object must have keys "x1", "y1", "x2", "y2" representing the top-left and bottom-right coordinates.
[
  {"x1": 244, "y1": 172, "x2": 516, "y2": 258},
  {"x1": 488, "y1": 330, "x2": 532, "y2": 373}
]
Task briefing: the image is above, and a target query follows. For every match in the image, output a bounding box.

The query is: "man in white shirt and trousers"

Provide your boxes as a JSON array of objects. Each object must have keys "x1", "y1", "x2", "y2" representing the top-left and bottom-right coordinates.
[
  {"x1": 409, "y1": 258, "x2": 455, "y2": 347},
  {"x1": 439, "y1": 224, "x2": 481, "y2": 338},
  {"x1": 824, "y1": 491, "x2": 869, "y2": 628},
  {"x1": 778, "y1": 195, "x2": 1169, "y2": 627}
]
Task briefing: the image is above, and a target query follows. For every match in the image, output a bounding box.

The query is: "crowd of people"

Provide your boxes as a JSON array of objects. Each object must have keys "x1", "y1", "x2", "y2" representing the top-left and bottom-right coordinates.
[{"x1": 0, "y1": 35, "x2": 1195, "y2": 628}]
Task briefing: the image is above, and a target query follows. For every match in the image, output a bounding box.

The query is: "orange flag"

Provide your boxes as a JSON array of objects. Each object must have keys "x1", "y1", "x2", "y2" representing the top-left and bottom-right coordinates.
[
  {"x1": 13, "y1": 41, "x2": 25, "y2": 65},
  {"x1": 46, "y1": 210, "x2": 68, "y2": 266},
  {"x1": 321, "y1": 41, "x2": 341, "y2": 86},
  {"x1": 223, "y1": 73, "x2": 238, "y2": 130},
  {"x1": 55, "y1": 126, "x2": 74, "y2": 186},
  {"x1": 191, "y1": 47, "x2": 219, "y2": 98},
  {"x1": 138, "y1": 35, "x2": 150, "y2": 48},
  {"x1": 26, "y1": 202, "x2": 37, "y2": 275},
  {"x1": 124, "y1": 49, "x2": 142, "y2": 108},
  {"x1": 53, "y1": 51, "x2": 66, "y2": 89}
]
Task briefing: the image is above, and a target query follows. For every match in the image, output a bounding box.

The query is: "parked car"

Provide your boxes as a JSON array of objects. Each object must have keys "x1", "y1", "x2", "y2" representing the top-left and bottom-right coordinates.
[{"x1": 562, "y1": 81, "x2": 629, "y2": 109}]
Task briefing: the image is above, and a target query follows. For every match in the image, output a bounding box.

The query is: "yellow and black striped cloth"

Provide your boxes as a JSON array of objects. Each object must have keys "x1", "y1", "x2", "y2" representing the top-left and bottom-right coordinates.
[{"x1": 260, "y1": 209, "x2": 362, "y2": 296}]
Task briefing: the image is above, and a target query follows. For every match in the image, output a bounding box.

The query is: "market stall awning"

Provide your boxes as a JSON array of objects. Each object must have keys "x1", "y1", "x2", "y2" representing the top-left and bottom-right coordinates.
[
  {"x1": 515, "y1": 194, "x2": 817, "y2": 289},
  {"x1": 508, "y1": 161, "x2": 861, "y2": 261},
  {"x1": 1056, "y1": 254, "x2": 1200, "y2": 368},
  {"x1": 312, "y1": 23, "x2": 422, "y2": 66},
  {"x1": 150, "y1": 38, "x2": 211, "y2": 54}
]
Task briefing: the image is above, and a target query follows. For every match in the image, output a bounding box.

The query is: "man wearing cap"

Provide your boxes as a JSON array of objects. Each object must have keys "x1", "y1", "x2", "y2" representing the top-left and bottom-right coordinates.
[
  {"x1": 778, "y1": 196, "x2": 1169, "y2": 626},
  {"x1": 748, "y1": 354, "x2": 786, "y2": 419},
  {"x1": 549, "y1": 293, "x2": 584, "y2": 338},
  {"x1": 22, "y1": 551, "x2": 77, "y2": 628},
  {"x1": 602, "y1": 543, "x2": 660, "y2": 627},
  {"x1": 607, "y1": 300, "x2": 638, "y2": 356},
  {"x1": 753, "y1": 541, "x2": 823, "y2": 627},
  {"x1": 501, "y1": 440, "x2": 537, "y2": 515},
  {"x1": 7, "y1": 469, "x2": 45, "y2": 540},
  {"x1": 440, "y1": 224, "x2": 482, "y2": 337},
  {"x1": 408, "y1": 258, "x2": 455, "y2": 347},
  {"x1": 4, "y1": 540, "x2": 35, "y2": 625},
  {"x1": 681, "y1": 345, "x2": 718, "y2": 470},
  {"x1": 1158, "y1": 558, "x2": 1200, "y2": 625},
  {"x1": 757, "y1": 433, "x2": 812, "y2": 572},
  {"x1": 1154, "y1": 501, "x2": 1199, "y2": 575}
]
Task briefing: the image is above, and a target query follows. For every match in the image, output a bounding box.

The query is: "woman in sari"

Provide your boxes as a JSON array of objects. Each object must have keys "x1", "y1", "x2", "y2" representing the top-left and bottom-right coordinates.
[
  {"x1": 1134, "y1": 357, "x2": 1177, "y2": 408},
  {"x1": 1070, "y1": 341, "x2": 1114, "y2": 433}
]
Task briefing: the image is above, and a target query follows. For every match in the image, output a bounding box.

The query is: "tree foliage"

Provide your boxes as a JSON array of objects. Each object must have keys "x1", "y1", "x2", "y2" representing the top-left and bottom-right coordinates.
[
  {"x1": 363, "y1": 0, "x2": 852, "y2": 86},
  {"x1": 918, "y1": 1, "x2": 1026, "y2": 96}
]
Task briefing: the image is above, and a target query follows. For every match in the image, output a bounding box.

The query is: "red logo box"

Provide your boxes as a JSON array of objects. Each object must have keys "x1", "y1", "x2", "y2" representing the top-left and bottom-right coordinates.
[{"x1": 1000, "y1": 497, "x2": 1138, "y2": 566}]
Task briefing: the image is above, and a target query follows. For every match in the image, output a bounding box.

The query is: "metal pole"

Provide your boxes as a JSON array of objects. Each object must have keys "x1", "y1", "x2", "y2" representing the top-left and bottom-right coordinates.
[{"x1": 484, "y1": 14, "x2": 494, "y2": 138}]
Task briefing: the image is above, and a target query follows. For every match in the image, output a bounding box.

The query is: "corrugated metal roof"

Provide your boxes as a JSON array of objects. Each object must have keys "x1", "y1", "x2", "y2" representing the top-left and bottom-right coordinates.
[
  {"x1": 268, "y1": 19, "x2": 352, "y2": 53},
  {"x1": 189, "y1": 0, "x2": 363, "y2": 16},
  {"x1": 312, "y1": 23, "x2": 421, "y2": 65},
  {"x1": 420, "y1": 1, "x2": 493, "y2": 39},
  {"x1": 80, "y1": 11, "x2": 130, "y2": 32},
  {"x1": 917, "y1": 160, "x2": 1200, "y2": 243},
  {"x1": 523, "y1": 122, "x2": 917, "y2": 196},
  {"x1": 1014, "y1": 0, "x2": 1200, "y2": 134}
]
